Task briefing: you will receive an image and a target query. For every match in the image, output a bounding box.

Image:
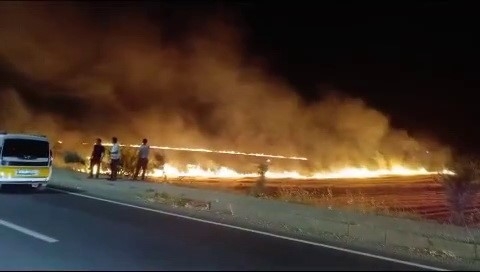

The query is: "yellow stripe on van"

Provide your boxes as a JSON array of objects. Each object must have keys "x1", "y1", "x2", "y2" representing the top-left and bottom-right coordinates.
[{"x1": 0, "y1": 166, "x2": 51, "y2": 178}]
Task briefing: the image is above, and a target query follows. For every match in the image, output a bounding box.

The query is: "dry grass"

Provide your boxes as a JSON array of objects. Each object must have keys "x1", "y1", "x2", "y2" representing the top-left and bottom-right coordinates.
[
  {"x1": 144, "y1": 190, "x2": 187, "y2": 206},
  {"x1": 436, "y1": 156, "x2": 480, "y2": 226},
  {"x1": 153, "y1": 170, "x2": 480, "y2": 226},
  {"x1": 148, "y1": 176, "x2": 437, "y2": 222},
  {"x1": 142, "y1": 190, "x2": 210, "y2": 210},
  {"x1": 275, "y1": 186, "x2": 420, "y2": 219}
]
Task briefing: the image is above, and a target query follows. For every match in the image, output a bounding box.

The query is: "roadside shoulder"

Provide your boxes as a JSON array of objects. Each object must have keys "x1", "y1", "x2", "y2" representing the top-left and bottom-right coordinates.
[{"x1": 49, "y1": 168, "x2": 477, "y2": 271}]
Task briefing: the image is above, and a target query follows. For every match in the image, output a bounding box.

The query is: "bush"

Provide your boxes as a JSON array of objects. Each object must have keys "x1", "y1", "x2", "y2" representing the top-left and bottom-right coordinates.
[
  {"x1": 153, "y1": 152, "x2": 166, "y2": 167},
  {"x1": 251, "y1": 161, "x2": 270, "y2": 197},
  {"x1": 436, "y1": 155, "x2": 480, "y2": 225},
  {"x1": 119, "y1": 148, "x2": 138, "y2": 176},
  {"x1": 63, "y1": 151, "x2": 86, "y2": 165},
  {"x1": 117, "y1": 148, "x2": 165, "y2": 177}
]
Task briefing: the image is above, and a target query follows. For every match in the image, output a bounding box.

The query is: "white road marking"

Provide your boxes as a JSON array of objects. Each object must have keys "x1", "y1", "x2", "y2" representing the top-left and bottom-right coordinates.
[
  {"x1": 0, "y1": 219, "x2": 58, "y2": 243},
  {"x1": 49, "y1": 187, "x2": 448, "y2": 271}
]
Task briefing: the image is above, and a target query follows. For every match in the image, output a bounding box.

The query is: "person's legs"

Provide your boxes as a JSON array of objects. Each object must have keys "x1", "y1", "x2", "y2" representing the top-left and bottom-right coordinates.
[
  {"x1": 133, "y1": 159, "x2": 141, "y2": 180},
  {"x1": 141, "y1": 159, "x2": 148, "y2": 180},
  {"x1": 114, "y1": 159, "x2": 119, "y2": 180},
  {"x1": 88, "y1": 159, "x2": 94, "y2": 178},
  {"x1": 109, "y1": 161, "x2": 114, "y2": 180},
  {"x1": 89, "y1": 159, "x2": 99, "y2": 178},
  {"x1": 110, "y1": 159, "x2": 118, "y2": 180},
  {"x1": 94, "y1": 160, "x2": 101, "y2": 178}
]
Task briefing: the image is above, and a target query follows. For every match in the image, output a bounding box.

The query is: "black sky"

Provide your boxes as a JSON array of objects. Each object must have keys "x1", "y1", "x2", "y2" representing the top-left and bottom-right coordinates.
[{"x1": 210, "y1": 1, "x2": 478, "y2": 154}]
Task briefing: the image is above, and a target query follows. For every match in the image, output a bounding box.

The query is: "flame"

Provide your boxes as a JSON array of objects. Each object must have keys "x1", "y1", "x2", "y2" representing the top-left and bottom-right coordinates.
[
  {"x1": 79, "y1": 162, "x2": 453, "y2": 180},
  {"x1": 88, "y1": 142, "x2": 308, "y2": 161},
  {"x1": 74, "y1": 141, "x2": 454, "y2": 180},
  {"x1": 152, "y1": 164, "x2": 452, "y2": 179}
]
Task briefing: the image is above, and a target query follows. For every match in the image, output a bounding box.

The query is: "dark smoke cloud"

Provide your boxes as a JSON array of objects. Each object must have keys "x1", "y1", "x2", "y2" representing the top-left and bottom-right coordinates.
[{"x1": 0, "y1": 2, "x2": 451, "y2": 172}]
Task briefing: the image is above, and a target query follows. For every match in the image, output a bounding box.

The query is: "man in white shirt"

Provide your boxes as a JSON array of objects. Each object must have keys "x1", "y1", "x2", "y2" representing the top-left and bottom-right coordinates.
[
  {"x1": 108, "y1": 136, "x2": 121, "y2": 181},
  {"x1": 133, "y1": 138, "x2": 150, "y2": 180}
]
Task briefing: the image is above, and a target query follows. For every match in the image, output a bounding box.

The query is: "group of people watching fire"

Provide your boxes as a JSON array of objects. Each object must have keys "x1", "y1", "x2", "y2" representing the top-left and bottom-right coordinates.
[
  {"x1": 88, "y1": 137, "x2": 150, "y2": 181},
  {"x1": 88, "y1": 137, "x2": 271, "y2": 182}
]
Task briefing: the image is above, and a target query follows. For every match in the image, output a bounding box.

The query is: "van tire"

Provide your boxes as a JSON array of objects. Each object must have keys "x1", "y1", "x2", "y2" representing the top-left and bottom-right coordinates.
[
  {"x1": 34, "y1": 184, "x2": 47, "y2": 192},
  {"x1": 30, "y1": 183, "x2": 47, "y2": 192}
]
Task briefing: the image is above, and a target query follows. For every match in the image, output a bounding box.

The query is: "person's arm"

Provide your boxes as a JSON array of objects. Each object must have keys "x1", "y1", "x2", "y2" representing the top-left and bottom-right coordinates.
[{"x1": 101, "y1": 146, "x2": 105, "y2": 160}]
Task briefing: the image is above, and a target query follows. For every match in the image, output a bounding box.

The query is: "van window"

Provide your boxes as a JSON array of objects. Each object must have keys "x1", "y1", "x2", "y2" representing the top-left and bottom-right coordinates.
[{"x1": 1, "y1": 139, "x2": 49, "y2": 158}]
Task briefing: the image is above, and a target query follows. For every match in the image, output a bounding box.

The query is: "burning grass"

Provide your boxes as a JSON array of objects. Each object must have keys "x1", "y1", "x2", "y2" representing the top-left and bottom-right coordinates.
[
  {"x1": 58, "y1": 148, "x2": 480, "y2": 227},
  {"x1": 57, "y1": 143, "x2": 453, "y2": 181}
]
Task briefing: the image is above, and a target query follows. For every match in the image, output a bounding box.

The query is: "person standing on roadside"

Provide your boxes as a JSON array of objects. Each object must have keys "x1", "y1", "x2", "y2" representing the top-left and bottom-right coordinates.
[
  {"x1": 133, "y1": 138, "x2": 150, "y2": 181},
  {"x1": 108, "y1": 137, "x2": 121, "y2": 181},
  {"x1": 88, "y1": 138, "x2": 105, "y2": 179}
]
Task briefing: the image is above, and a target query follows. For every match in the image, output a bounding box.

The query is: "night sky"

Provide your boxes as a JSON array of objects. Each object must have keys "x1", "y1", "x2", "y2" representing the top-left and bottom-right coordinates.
[
  {"x1": 1, "y1": 1, "x2": 478, "y2": 155},
  {"x1": 216, "y1": 1, "x2": 478, "y2": 154}
]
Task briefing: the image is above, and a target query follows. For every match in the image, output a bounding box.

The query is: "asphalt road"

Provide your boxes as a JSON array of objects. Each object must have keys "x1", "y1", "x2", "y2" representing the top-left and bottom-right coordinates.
[{"x1": 0, "y1": 186, "x2": 442, "y2": 271}]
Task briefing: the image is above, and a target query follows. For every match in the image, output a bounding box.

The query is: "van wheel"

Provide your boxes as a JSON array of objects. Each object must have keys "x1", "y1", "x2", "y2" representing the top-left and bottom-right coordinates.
[
  {"x1": 31, "y1": 184, "x2": 47, "y2": 192},
  {"x1": 37, "y1": 184, "x2": 47, "y2": 192}
]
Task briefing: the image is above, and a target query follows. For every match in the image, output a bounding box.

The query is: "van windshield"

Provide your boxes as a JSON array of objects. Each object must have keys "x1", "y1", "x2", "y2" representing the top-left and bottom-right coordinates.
[{"x1": 1, "y1": 139, "x2": 49, "y2": 159}]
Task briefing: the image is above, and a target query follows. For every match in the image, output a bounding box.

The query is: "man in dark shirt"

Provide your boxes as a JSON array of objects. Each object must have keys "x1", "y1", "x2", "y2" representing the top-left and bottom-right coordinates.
[{"x1": 89, "y1": 138, "x2": 105, "y2": 179}]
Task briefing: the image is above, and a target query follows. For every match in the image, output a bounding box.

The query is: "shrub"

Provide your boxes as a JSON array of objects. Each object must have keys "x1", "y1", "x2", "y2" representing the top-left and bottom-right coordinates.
[
  {"x1": 63, "y1": 151, "x2": 86, "y2": 165},
  {"x1": 251, "y1": 161, "x2": 270, "y2": 197},
  {"x1": 119, "y1": 148, "x2": 138, "y2": 176},
  {"x1": 436, "y1": 155, "x2": 480, "y2": 226},
  {"x1": 150, "y1": 152, "x2": 168, "y2": 181},
  {"x1": 153, "y1": 152, "x2": 166, "y2": 167},
  {"x1": 117, "y1": 148, "x2": 166, "y2": 178}
]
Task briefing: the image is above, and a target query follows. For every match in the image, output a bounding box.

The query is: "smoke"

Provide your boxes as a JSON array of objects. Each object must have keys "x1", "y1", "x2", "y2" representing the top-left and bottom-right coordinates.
[{"x1": 0, "y1": 2, "x2": 451, "y2": 172}]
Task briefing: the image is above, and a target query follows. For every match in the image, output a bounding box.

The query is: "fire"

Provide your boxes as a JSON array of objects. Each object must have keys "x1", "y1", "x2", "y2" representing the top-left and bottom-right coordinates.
[
  {"x1": 151, "y1": 164, "x2": 452, "y2": 179},
  {"x1": 94, "y1": 143, "x2": 308, "y2": 161},
  {"x1": 79, "y1": 163, "x2": 453, "y2": 180},
  {"x1": 73, "y1": 141, "x2": 454, "y2": 180}
]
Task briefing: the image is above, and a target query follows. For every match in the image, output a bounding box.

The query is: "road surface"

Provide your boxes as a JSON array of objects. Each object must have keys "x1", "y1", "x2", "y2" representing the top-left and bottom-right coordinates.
[{"x1": 0, "y1": 186, "x2": 444, "y2": 271}]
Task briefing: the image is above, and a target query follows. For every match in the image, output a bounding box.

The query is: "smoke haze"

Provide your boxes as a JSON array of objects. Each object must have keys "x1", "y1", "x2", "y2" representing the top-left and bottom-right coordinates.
[{"x1": 0, "y1": 2, "x2": 451, "y2": 172}]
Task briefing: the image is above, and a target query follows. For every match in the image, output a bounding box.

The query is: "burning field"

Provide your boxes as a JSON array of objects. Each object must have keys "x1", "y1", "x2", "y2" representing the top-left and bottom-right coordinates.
[
  {"x1": 61, "y1": 140, "x2": 452, "y2": 180},
  {"x1": 66, "y1": 149, "x2": 478, "y2": 226},
  {"x1": 56, "y1": 140, "x2": 473, "y2": 227},
  {"x1": 2, "y1": 3, "x2": 474, "y2": 225},
  {"x1": 162, "y1": 175, "x2": 478, "y2": 226}
]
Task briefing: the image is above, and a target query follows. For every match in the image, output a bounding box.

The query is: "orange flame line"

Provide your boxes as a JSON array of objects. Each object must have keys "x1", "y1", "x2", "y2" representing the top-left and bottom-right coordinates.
[{"x1": 83, "y1": 142, "x2": 309, "y2": 161}]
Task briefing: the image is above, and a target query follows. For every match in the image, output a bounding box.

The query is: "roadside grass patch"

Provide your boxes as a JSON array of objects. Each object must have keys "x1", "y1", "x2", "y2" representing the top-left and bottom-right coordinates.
[{"x1": 141, "y1": 189, "x2": 210, "y2": 210}]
